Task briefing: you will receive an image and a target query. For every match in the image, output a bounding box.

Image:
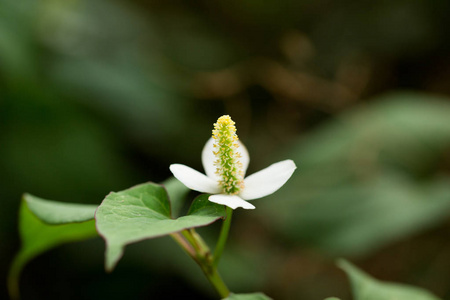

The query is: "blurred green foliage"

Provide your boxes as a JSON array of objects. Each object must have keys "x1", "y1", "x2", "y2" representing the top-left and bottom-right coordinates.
[
  {"x1": 264, "y1": 93, "x2": 450, "y2": 256},
  {"x1": 2, "y1": 0, "x2": 450, "y2": 299},
  {"x1": 338, "y1": 259, "x2": 441, "y2": 300},
  {"x1": 8, "y1": 197, "x2": 97, "y2": 299},
  {"x1": 224, "y1": 293, "x2": 272, "y2": 300}
]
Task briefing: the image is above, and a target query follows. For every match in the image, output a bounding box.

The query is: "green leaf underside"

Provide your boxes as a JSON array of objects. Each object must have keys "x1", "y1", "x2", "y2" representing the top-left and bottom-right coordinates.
[
  {"x1": 8, "y1": 198, "x2": 97, "y2": 299},
  {"x1": 95, "y1": 182, "x2": 226, "y2": 271},
  {"x1": 338, "y1": 259, "x2": 442, "y2": 300},
  {"x1": 224, "y1": 293, "x2": 273, "y2": 300},
  {"x1": 162, "y1": 177, "x2": 190, "y2": 218},
  {"x1": 324, "y1": 298, "x2": 341, "y2": 300},
  {"x1": 24, "y1": 193, "x2": 98, "y2": 224}
]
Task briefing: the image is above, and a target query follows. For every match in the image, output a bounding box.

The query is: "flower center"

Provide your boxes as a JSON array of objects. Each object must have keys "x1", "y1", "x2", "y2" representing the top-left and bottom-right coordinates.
[{"x1": 212, "y1": 115, "x2": 244, "y2": 195}]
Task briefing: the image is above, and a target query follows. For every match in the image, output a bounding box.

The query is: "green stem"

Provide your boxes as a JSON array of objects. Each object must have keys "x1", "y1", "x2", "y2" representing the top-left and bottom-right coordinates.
[
  {"x1": 7, "y1": 257, "x2": 22, "y2": 300},
  {"x1": 170, "y1": 206, "x2": 236, "y2": 298},
  {"x1": 201, "y1": 264, "x2": 230, "y2": 298},
  {"x1": 213, "y1": 206, "x2": 233, "y2": 267},
  {"x1": 181, "y1": 229, "x2": 201, "y2": 252},
  {"x1": 170, "y1": 233, "x2": 196, "y2": 259},
  {"x1": 190, "y1": 228, "x2": 210, "y2": 254},
  {"x1": 172, "y1": 228, "x2": 231, "y2": 298}
]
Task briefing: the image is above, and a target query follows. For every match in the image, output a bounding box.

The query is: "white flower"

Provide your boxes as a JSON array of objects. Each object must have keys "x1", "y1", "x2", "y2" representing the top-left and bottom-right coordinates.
[{"x1": 169, "y1": 116, "x2": 296, "y2": 210}]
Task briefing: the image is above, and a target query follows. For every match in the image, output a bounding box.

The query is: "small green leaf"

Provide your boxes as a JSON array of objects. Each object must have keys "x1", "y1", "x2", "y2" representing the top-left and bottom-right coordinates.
[
  {"x1": 95, "y1": 182, "x2": 225, "y2": 271},
  {"x1": 338, "y1": 259, "x2": 441, "y2": 300},
  {"x1": 24, "y1": 193, "x2": 98, "y2": 224},
  {"x1": 224, "y1": 292, "x2": 272, "y2": 300},
  {"x1": 8, "y1": 197, "x2": 98, "y2": 299}
]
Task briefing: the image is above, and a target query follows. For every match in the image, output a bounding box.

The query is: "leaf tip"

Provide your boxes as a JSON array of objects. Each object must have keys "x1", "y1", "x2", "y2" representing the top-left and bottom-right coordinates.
[
  {"x1": 336, "y1": 258, "x2": 350, "y2": 270},
  {"x1": 104, "y1": 243, "x2": 124, "y2": 273}
]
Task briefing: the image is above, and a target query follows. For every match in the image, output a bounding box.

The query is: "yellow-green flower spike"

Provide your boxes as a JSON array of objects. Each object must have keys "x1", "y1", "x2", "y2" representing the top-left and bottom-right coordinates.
[{"x1": 212, "y1": 115, "x2": 244, "y2": 195}]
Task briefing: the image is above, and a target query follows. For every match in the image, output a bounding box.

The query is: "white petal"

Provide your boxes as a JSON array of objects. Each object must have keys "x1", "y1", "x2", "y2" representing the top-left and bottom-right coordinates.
[
  {"x1": 238, "y1": 140, "x2": 250, "y2": 175},
  {"x1": 201, "y1": 137, "x2": 250, "y2": 179},
  {"x1": 240, "y1": 160, "x2": 296, "y2": 200},
  {"x1": 169, "y1": 164, "x2": 221, "y2": 194},
  {"x1": 208, "y1": 194, "x2": 255, "y2": 210},
  {"x1": 202, "y1": 138, "x2": 220, "y2": 181}
]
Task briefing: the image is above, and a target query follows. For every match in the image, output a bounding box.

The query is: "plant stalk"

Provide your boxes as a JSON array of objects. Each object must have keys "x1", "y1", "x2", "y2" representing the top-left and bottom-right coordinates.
[
  {"x1": 172, "y1": 227, "x2": 231, "y2": 298},
  {"x1": 170, "y1": 232, "x2": 196, "y2": 259},
  {"x1": 200, "y1": 263, "x2": 230, "y2": 298},
  {"x1": 213, "y1": 206, "x2": 233, "y2": 267}
]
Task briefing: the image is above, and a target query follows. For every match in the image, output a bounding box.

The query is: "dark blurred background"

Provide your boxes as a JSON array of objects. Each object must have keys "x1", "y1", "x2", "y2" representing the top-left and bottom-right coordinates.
[{"x1": 1, "y1": 0, "x2": 450, "y2": 299}]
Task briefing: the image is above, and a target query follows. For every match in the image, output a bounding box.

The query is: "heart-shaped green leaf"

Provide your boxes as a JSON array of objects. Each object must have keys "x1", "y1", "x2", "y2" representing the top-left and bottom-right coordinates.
[
  {"x1": 224, "y1": 293, "x2": 272, "y2": 300},
  {"x1": 8, "y1": 196, "x2": 98, "y2": 299},
  {"x1": 24, "y1": 193, "x2": 98, "y2": 224},
  {"x1": 95, "y1": 182, "x2": 225, "y2": 271},
  {"x1": 338, "y1": 259, "x2": 441, "y2": 300}
]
